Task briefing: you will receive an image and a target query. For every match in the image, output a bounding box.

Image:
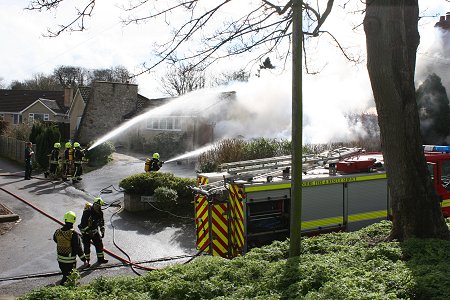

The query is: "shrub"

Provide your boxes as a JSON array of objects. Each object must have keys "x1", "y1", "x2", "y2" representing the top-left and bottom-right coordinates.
[
  {"x1": 36, "y1": 126, "x2": 61, "y2": 169},
  {"x1": 144, "y1": 132, "x2": 187, "y2": 160},
  {"x1": 86, "y1": 141, "x2": 115, "y2": 167},
  {"x1": 119, "y1": 172, "x2": 196, "y2": 203},
  {"x1": 0, "y1": 120, "x2": 9, "y2": 135},
  {"x1": 197, "y1": 138, "x2": 291, "y2": 172},
  {"x1": 154, "y1": 186, "x2": 178, "y2": 203}
]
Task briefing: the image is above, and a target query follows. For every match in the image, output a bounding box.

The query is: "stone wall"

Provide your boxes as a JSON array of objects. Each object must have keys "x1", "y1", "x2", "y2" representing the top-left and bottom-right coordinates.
[{"x1": 78, "y1": 81, "x2": 138, "y2": 145}]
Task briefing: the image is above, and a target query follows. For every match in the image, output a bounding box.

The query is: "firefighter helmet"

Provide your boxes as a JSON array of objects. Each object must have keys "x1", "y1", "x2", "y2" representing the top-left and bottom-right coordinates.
[
  {"x1": 152, "y1": 153, "x2": 160, "y2": 159},
  {"x1": 73, "y1": 142, "x2": 81, "y2": 148},
  {"x1": 65, "y1": 142, "x2": 72, "y2": 149},
  {"x1": 54, "y1": 142, "x2": 61, "y2": 149},
  {"x1": 93, "y1": 197, "x2": 104, "y2": 206},
  {"x1": 64, "y1": 211, "x2": 76, "y2": 224}
]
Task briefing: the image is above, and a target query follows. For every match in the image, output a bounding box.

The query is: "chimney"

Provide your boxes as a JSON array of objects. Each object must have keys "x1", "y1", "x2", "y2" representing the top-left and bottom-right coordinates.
[
  {"x1": 64, "y1": 87, "x2": 73, "y2": 108},
  {"x1": 446, "y1": 12, "x2": 450, "y2": 21},
  {"x1": 440, "y1": 16, "x2": 445, "y2": 22}
]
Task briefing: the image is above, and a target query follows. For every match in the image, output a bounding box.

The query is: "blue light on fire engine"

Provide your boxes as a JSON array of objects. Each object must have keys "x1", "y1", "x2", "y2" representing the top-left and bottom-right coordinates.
[{"x1": 423, "y1": 145, "x2": 450, "y2": 153}]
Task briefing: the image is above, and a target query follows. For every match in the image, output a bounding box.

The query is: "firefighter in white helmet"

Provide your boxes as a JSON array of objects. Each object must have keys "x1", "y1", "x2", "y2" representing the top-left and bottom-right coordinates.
[
  {"x1": 53, "y1": 211, "x2": 89, "y2": 285},
  {"x1": 78, "y1": 197, "x2": 108, "y2": 265},
  {"x1": 144, "y1": 152, "x2": 164, "y2": 172}
]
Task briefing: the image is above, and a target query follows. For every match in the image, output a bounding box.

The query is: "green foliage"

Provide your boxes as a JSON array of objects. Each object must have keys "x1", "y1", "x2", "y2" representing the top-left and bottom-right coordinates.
[
  {"x1": 35, "y1": 125, "x2": 61, "y2": 169},
  {"x1": 119, "y1": 172, "x2": 196, "y2": 203},
  {"x1": 153, "y1": 186, "x2": 178, "y2": 203},
  {"x1": 86, "y1": 141, "x2": 115, "y2": 167},
  {"x1": 29, "y1": 122, "x2": 45, "y2": 144},
  {"x1": 145, "y1": 132, "x2": 187, "y2": 160},
  {"x1": 65, "y1": 269, "x2": 81, "y2": 289},
  {"x1": 20, "y1": 221, "x2": 450, "y2": 300}
]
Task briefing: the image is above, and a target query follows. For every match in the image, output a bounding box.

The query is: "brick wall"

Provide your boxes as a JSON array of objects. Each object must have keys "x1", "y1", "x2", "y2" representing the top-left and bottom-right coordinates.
[{"x1": 78, "y1": 81, "x2": 138, "y2": 145}]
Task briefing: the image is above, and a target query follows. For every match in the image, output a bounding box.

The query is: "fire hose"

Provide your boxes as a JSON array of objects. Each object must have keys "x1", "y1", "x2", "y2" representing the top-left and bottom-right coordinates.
[{"x1": 0, "y1": 173, "x2": 209, "y2": 275}]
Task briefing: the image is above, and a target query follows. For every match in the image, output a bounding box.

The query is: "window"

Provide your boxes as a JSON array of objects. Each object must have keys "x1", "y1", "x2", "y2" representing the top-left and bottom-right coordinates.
[
  {"x1": 28, "y1": 113, "x2": 50, "y2": 123},
  {"x1": 146, "y1": 117, "x2": 182, "y2": 131},
  {"x1": 13, "y1": 114, "x2": 22, "y2": 124}
]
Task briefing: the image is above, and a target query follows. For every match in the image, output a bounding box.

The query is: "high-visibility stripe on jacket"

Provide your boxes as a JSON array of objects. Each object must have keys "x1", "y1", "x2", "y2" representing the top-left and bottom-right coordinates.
[{"x1": 53, "y1": 226, "x2": 85, "y2": 264}]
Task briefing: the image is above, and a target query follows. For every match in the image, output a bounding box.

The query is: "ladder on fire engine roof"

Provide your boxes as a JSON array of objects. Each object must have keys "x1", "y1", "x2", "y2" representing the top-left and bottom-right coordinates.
[
  {"x1": 219, "y1": 147, "x2": 364, "y2": 175},
  {"x1": 195, "y1": 147, "x2": 364, "y2": 195}
]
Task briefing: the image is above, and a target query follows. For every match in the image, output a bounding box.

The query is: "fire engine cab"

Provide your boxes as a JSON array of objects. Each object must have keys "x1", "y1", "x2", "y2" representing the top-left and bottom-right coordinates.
[{"x1": 192, "y1": 145, "x2": 450, "y2": 258}]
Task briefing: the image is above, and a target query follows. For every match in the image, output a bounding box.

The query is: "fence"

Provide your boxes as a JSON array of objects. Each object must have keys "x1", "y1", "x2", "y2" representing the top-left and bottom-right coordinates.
[{"x1": 0, "y1": 136, "x2": 28, "y2": 163}]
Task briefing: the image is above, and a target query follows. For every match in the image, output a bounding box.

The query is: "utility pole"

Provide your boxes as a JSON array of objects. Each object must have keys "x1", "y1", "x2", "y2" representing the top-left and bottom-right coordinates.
[{"x1": 289, "y1": 0, "x2": 302, "y2": 257}]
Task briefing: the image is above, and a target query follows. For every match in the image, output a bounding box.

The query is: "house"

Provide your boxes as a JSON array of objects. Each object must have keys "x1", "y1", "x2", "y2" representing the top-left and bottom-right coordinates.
[
  {"x1": 69, "y1": 81, "x2": 224, "y2": 154},
  {"x1": 0, "y1": 89, "x2": 72, "y2": 125}
]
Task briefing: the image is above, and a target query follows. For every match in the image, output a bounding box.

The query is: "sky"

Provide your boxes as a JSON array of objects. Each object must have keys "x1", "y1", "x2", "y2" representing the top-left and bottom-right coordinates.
[{"x1": 1, "y1": 1, "x2": 450, "y2": 144}]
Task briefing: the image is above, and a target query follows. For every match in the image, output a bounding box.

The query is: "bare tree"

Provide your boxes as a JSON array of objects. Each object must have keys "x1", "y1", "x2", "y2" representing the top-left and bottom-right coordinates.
[
  {"x1": 211, "y1": 69, "x2": 250, "y2": 87},
  {"x1": 54, "y1": 65, "x2": 88, "y2": 88},
  {"x1": 88, "y1": 66, "x2": 136, "y2": 84},
  {"x1": 364, "y1": 0, "x2": 448, "y2": 240},
  {"x1": 159, "y1": 62, "x2": 206, "y2": 96},
  {"x1": 10, "y1": 73, "x2": 61, "y2": 90}
]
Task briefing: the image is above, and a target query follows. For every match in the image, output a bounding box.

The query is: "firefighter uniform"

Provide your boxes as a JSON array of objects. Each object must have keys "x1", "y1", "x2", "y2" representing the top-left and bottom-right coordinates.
[
  {"x1": 53, "y1": 211, "x2": 88, "y2": 285},
  {"x1": 145, "y1": 153, "x2": 164, "y2": 172},
  {"x1": 24, "y1": 142, "x2": 34, "y2": 180},
  {"x1": 45, "y1": 142, "x2": 61, "y2": 178},
  {"x1": 72, "y1": 142, "x2": 84, "y2": 182},
  {"x1": 78, "y1": 198, "x2": 108, "y2": 264},
  {"x1": 62, "y1": 142, "x2": 73, "y2": 181}
]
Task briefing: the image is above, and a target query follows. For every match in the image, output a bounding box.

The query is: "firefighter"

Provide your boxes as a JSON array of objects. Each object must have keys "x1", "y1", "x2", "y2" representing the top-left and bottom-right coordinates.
[
  {"x1": 72, "y1": 142, "x2": 85, "y2": 183},
  {"x1": 62, "y1": 142, "x2": 74, "y2": 181},
  {"x1": 53, "y1": 211, "x2": 89, "y2": 285},
  {"x1": 45, "y1": 142, "x2": 61, "y2": 179},
  {"x1": 78, "y1": 197, "x2": 108, "y2": 265},
  {"x1": 145, "y1": 152, "x2": 164, "y2": 172},
  {"x1": 24, "y1": 141, "x2": 34, "y2": 180}
]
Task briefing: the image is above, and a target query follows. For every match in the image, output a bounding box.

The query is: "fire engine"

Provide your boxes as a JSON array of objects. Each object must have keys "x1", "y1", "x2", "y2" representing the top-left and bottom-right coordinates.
[{"x1": 192, "y1": 145, "x2": 450, "y2": 258}]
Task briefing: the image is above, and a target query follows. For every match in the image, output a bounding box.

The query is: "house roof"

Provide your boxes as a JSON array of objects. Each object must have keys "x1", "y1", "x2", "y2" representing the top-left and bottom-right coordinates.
[
  {"x1": 122, "y1": 94, "x2": 168, "y2": 119},
  {"x1": 0, "y1": 89, "x2": 66, "y2": 114},
  {"x1": 78, "y1": 87, "x2": 91, "y2": 104}
]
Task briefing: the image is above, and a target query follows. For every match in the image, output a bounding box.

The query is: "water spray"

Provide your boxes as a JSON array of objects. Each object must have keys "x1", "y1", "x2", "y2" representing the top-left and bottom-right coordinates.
[{"x1": 164, "y1": 143, "x2": 217, "y2": 163}]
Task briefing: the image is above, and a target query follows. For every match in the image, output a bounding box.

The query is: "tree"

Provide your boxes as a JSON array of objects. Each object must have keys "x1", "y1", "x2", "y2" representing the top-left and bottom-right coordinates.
[
  {"x1": 416, "y1": 73, "x2": 450, "y2": 145},
  {"x1": 53, "y1": 65, "x2": 88, "y2": 88},
  {"x1": 10, "y1": 73, "x2": 61, "y2": 90},
  {"x1": 211, "y1": 69, "x2": 251, "y2": 87},
  {"x1": 159, "y1": 62, "x2": 206, "y2": 96},
  {"x1": 88, "y1": 66, "x2": 135, "y2": 84},
  {"x1": 364, "y1": 1, "x2": 448, "y2": 240}
]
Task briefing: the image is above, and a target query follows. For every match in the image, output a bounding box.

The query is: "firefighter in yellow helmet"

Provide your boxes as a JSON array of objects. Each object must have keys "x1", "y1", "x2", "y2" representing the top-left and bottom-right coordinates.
[
  {"x1": 62, "y1": 141, "x2": 74, "y2": 181},
  {"x1": 144, "y1": 152, "x2": 164, "y2": 172},
  {"x1": 78, "y1": 197, "x2": 108, "y2": 265},
  {"x1": 53, "y1": 211, "x2": 89, "y2": 285},
  {"x1": 72, "y1": 142, "x2": 85, "y2": 183},
  {"x1": 45, "y1": 142, "x2": 61, "y2": 179}
]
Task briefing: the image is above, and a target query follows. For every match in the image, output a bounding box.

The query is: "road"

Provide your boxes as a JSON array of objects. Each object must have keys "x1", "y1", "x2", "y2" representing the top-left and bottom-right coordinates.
[{"x1": 0, "y1": 152, "x2": 198, "y2": 298}]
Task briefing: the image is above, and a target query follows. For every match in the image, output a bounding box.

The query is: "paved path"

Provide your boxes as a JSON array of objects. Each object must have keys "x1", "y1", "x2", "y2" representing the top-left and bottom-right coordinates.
[{"x1": 0, "y1": 153, "x2": 197, "y2": 298}]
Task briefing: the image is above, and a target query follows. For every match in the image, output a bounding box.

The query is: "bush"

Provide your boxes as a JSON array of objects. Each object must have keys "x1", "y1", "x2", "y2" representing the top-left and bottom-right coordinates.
[
  {"x1": 119, "y1": 172, "x2": 196, "y2": 203},
  {"x1": 86, "y1": 141, "x2": 115, "y2": 166},
  {"x1": 144, "y1": 132, "x2": 187, "y2": 160},
  {"x1": 197, "y1": 138, "x2": 291, "y2": 172},
  {"x1": 35, "y1": 126, "x2": 61, "y2": 169},
  {"x1": 154, "y1": 186, "x2": 178, "y2": 204}
]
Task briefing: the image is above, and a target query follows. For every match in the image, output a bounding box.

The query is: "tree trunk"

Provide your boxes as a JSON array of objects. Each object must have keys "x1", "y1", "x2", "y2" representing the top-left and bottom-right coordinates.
[{"x1": 364, "y1": 0, "x2": 449, "y2": 240}]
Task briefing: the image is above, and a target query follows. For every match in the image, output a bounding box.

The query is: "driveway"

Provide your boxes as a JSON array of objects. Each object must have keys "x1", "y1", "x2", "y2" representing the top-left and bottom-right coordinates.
[{"x1": 0, "y1": 152, "x2": 198, "y2": 298}]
